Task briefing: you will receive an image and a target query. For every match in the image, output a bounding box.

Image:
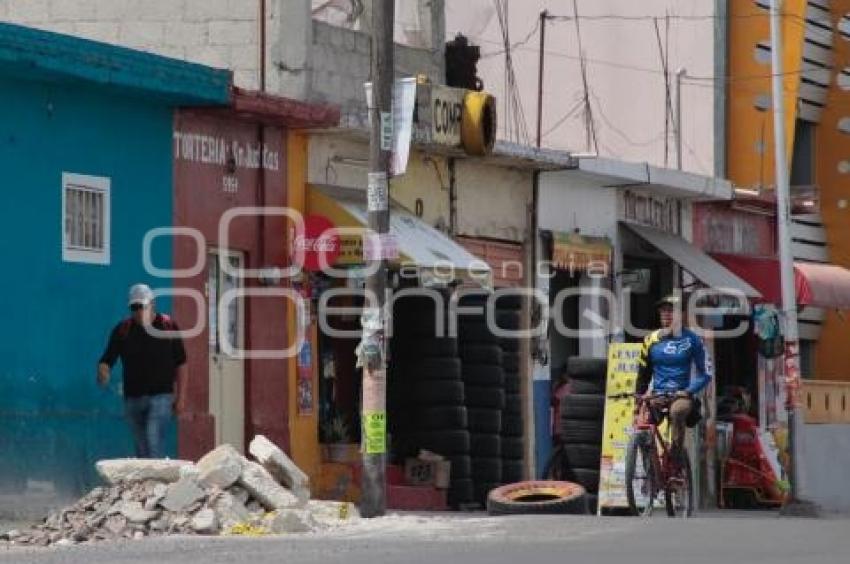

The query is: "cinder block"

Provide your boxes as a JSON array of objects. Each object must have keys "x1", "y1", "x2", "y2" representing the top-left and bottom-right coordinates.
[
  {"x1": 7, "y1": 0, "x2": 50, "y2": 23},
  {"x1": 135, "y1": 0, "x2": 185, "y2": 21},
  {"x1": 49, "y1": 0, "x2": 96, "y2": 21},
  {"x1": 163, "y1": 21, "x2": 208, "y2": 47},
  {"x1": 74, "y1": 21, "x2": 120, "y2": 44},
  {"x1": 208, "y1": 20, "x2": 256, "y2": 46},
  {"x1": 184, "y1": 0, "x2": 230, "y2": 22},
  {"x1": 230, "y1": 44, "x2": 259, "y2": 71},
  {"x1": 194, "y1": 44, "x2": 232, "y2": 69},
  {"x1": 95, "y1": 0, "x2": 134, "y2": 20},
  {"x1": 227, "y1": 0, "x2": 258, "y2": 21},
  {"x1": 233, "y1": 69, "x2": 259, "y2": 90},
  {"x1": 119, "y1": 21, "x2": 166, "y2": 50}
]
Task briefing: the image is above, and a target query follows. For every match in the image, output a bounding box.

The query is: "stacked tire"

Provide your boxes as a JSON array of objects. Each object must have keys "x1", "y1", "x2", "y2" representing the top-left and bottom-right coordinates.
[
  {"x1": 497, "y1": 298, "x2": 524, "y2": 485},
  {"x1": 389, "y1": 295, "x2": 474, "y2": 507},
  {"x1": 458, "y1": 294, "x2": 505, "y2": 505},
  {"x1": 559, "y1": 356, "x2": 607, "y2": 513}
]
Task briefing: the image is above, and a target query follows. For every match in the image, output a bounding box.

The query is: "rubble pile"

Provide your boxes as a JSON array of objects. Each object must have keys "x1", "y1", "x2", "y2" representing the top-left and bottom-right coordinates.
[{"x1": 0, "y1": 436, "x2": 357, "y2": 547}]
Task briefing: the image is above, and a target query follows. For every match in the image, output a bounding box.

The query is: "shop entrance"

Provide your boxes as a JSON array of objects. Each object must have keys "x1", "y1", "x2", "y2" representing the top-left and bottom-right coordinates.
[{"x1": 207, "y1": 249, "x2": 246, "y2": 452}]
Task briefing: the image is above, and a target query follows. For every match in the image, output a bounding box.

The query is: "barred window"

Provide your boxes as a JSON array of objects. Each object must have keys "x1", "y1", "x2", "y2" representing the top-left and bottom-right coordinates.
[{"x1": 62, "y1": 173, "x2": 110, "y2": 265}]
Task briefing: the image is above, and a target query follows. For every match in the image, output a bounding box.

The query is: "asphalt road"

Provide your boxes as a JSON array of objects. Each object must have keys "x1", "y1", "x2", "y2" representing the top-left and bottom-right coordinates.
[{"x1": 2, "y1": 511, "x2": 848, "y2": 564}]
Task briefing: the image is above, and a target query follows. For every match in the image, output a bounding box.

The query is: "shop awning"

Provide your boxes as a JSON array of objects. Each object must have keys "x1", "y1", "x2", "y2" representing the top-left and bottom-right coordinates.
[
  {"x1": 622, "y1": 223, "x2": 761, "y2": 299},
  {"x1": 712, "y1": 254, "x2": 850, "y2": 309},
  {"x1": 308, "y1": 185, "x2": 492, "y2": 286}
]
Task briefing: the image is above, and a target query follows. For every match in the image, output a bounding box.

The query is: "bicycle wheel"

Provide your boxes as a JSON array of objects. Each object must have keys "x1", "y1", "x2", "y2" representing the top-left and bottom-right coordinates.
[
  {"x1": 625, "y1": 432, "x2": 657, "y2": 517},
  {"x1": 665, "y1": 449, "x2": 694, "y2": 518}
]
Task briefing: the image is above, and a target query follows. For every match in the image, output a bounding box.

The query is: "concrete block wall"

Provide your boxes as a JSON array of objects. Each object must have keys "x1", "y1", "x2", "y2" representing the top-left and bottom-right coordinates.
[{"x1": 0, "y1": 0, "x2": 264, "y2": 89}]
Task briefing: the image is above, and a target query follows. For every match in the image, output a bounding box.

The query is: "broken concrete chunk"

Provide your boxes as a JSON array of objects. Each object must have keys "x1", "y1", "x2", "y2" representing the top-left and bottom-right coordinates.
[
  {"x1": 249, "y1": 435, "x2": 310, "y2": 501},
  {"x1": 212, "y1": 491, "x2": 251, "y2": 530},
  {"x1": 190, "y1": 509, "x2": 218, "y2": 535},
  {"x1": 268, "y1": 509, "x2": 317, "y2": 534},
  {"x1": 238, "y1": 461, "x2": 300, "y2": 511},
  {"x1": 119, "y1": 501, "x2": 160, "y2": 524},
  {"x1": 96, "y1": 459, "x2": 192, "y2": 485},
  {"x1": 196, "y1": 444, "x2": 245, "y2": 489},
  {"x1": 306, "y1": 500, "x2": 360, "y2": 526},
  {"x1": 227, "y1": 485, "x2": 250, "y2": 505},
  {"x1": 160, "y1": 478, "x2": 206, "y2": 513}
]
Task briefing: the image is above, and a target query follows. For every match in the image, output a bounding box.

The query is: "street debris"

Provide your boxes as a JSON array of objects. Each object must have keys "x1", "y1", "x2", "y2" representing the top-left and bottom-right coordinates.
[{"x1": 0, "y1": 435, "x2": 359, "y2": 548}]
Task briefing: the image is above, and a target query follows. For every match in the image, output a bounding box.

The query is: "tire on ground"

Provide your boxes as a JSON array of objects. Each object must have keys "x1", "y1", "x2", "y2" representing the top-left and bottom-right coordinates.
[
  {"x1": 502, "y1": 459, "x2": 524, "y2": 483},
  {"x1": 467, "y1": 409, "x2": 502, "y2": 434},
  {"x1": 413, "y1": 380, "x2": 465, "y2": 406},
  {"x1": 465, "y1": 387, "x2": 507, "y2": 410},
  {"x1": 565, "y1": 468, "x2": 600, "y2": 494},
  {"x1": 470, "y1": 433, "x2": 501, "y2": 457},
  {"x1": 418, "y1": 406, "x2": 468, "y2": 431},
  {"x1": 559, "y1": 418, "x2": 604, "y2": 444},
  {"x1": 560, "y1": 393, "x2": 605, "y2": 420},
  {"x1": 501, "y1": 437, "x2": 524, "y2": 459},
  {"x1": 487, "y1": 481, "x2": 588, "y2": 515},
  {"x1": 463, "y1": 365, "x2": 505, "y2": 387},
  {"x1": 447, "y1": 455, "x2": 472, "y2": 479},
  {"x1": 501, "y1": 414, "x2": 524, "y2": 437},
  {"x1": 460, "y1": 344, "x2": 503, "y2": 366},
  {"x1": 471, "y1": 457, "x2": 503, "y2": 483},
  {"x1": 415, "y1": 430, "x2": 471, "y2": 456},
  {"x1": 563, "y1": 444, "x2": 602, "y2": 468},
  {"x1": 448, "y1": 478, "x2": 475, "y2": 507}
]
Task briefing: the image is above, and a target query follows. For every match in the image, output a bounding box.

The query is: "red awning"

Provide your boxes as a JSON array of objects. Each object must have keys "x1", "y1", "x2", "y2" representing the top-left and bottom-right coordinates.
[{"x1": 712, "y1": 253, "x2": 850, "y2": 309}]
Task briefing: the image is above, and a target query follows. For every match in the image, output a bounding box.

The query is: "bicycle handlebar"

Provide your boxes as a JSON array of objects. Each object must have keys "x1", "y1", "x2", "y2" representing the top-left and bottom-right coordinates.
[{"x1": 607, "y1": 391, "x2": 680, "y2": 401}]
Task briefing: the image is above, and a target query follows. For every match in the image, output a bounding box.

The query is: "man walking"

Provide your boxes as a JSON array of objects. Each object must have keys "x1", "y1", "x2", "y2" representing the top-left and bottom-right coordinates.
[{"x1": 98, "y1": 284, "x2": 187, "y2": 458}]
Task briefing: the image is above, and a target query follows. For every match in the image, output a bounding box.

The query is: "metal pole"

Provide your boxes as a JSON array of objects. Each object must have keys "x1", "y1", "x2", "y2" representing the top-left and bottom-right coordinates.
[
  {"x1": 536, "y1": 10, "x2": 548, "y2": 148},
  {"x1": 769, "y1": 0, "x2": 817, "y2": 516},
  {"x1": 361, "y1": 0, "x2": 394, "y2": 518},
  {"x1": 675, "y1": 67, "x2": 686, "y2": 170}
]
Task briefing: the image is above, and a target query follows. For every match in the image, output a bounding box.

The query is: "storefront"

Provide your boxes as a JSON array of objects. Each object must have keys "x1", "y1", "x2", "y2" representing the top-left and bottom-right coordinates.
[{"x1": 171, "y1": 90, "x2": 338, "y2": 461}]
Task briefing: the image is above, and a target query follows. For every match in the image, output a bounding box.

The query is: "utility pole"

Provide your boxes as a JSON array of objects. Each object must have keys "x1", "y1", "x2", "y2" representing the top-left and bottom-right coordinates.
[
  {"x1": 536, "y1": 9, "x2": 549, "y2": 148},
  {"x1": 675, "y1": 67, "x2": 686, "y2": 170},
  {"x1": 361, "y1": 0, "x2": 394, "y2": 518},
  {"x1": 769, "y1": 0, "x2": 817, "y2": 517}
]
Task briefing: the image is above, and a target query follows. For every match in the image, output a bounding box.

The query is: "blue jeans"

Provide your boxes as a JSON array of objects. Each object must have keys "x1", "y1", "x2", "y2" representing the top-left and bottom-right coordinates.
[{"x1": 125, "y1": 394, "x2": 173, "y2": 459}]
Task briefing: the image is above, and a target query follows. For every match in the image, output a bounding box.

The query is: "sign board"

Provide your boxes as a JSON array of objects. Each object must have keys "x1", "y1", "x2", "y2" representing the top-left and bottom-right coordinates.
[
  {"x1": 292, "y1": 215, "x2": 341, "y2": 272},
  {"x1": 363, "y1": 233, "x2": 400, "y2": 261},
  {"x1": 431, "y1": 85, "x2": 465, "y2": 147},
  {"x1": 597, "y1": 343, "x2": 667, "y2": 513},
  {"x1": 364, "y1": 78, "x2": 417, "y2": 176}
]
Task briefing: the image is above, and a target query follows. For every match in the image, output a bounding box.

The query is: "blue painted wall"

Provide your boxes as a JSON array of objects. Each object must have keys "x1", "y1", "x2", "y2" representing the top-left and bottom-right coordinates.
[{"x1": 0, "y1": 75, "x2": 176, "y2": 501}]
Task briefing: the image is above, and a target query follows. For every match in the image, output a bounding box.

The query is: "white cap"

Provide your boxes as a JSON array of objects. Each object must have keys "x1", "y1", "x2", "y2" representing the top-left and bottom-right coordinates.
[{"x1": 128, "y1": 283, "x2": 154, "y2": 306}]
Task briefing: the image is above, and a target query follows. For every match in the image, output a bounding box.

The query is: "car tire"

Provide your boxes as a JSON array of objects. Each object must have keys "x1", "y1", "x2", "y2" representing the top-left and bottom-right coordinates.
[
  {"x1": 460, "y1": 344, "x2": 503, "y2": 366},
  {"x1": 463, "y1": 365, "x2": 505, "y2": 387},
  {"x1": 465, "y1": 387, "x2": 507, "y2": 410},
  {"x1": 467, "y1": 409, "x2": 502, "y2": 434},
  {"x1": 487, "y1": 481, "x2": 587, "y2": 515},
  {"x1": 560, "y1": 393, "x2": 605, "y2": 420}
]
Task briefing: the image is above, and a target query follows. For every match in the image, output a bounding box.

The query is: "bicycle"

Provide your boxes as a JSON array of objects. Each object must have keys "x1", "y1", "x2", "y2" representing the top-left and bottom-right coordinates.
[{"x1": 609, "y1": 392, "x2": 694, "y2": 518}]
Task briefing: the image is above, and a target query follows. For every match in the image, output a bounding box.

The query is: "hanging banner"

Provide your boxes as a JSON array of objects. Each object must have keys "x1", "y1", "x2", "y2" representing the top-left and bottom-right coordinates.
[{"x1": 597, "y1": 343, "x2": 641, "y2": 512}]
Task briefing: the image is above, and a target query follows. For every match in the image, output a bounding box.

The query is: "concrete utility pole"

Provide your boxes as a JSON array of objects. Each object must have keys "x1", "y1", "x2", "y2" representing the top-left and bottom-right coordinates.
[
  {"x1": 769, "y1": 0, "x2": 817, "y2": 516},
  {"x1": 361, "y1": 0, "x2": 394, "y2": 518}
]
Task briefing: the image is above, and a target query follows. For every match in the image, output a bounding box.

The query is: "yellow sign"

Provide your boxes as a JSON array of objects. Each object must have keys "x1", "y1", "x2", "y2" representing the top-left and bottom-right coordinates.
[
  {"x1": 363, "y1": 411, "x2": 387, "y2": 454},
  {"x1": 597, "y1": 343, "x2": 641, "y2": 512}
]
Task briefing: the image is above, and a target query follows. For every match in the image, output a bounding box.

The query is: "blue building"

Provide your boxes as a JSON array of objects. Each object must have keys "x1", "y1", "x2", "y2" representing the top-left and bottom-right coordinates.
[{"x1": 0, "y1": 23, "x2": 229, "y2": 514}]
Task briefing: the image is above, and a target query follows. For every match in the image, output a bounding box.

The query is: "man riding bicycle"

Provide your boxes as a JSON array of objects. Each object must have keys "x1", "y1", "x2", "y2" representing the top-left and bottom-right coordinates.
[{"x1": 636, "y1": 294, "x2": 712, "y2": 454}]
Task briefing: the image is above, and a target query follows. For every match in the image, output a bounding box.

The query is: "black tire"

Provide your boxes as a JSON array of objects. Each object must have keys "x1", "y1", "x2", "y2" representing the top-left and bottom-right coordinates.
[
  {"x1": 456, "y1": 291, "x2": 492, "y2": 307},
  {"x1": 564, "y1": 444, "x2": 602, "y2": 468},
  {"x1": 459, "y1": 320, "x2": 497, "y2": 344},
  {"x1": 419, "y1": 406, "x2": 468, "y2": 431},
  {"x1": 487, "y1": 481, "x2": 587, "y2": 516},
  {"x1": 500, "y1": 338, "x2": 520, "y2": 352},
  {"x1": 465, "y1": 387, "x2": 506, "y2": 410},
  {"x1": 501, "y1": 437, "x2": 523, "y2": 459},
  {"x1": 586, "y1": 493, "x2": 598, "y2": 514},
  {"x1": 504, "y1": 372, "x2": 521, "y2": 394},
  {"x1": 415, "y1": 430, "x2": 471, "y2": 456},
  {"x1": 495, "y1": 311, "x2": 521, "y2": 331},
  {"x1": 393, "y1": 313, "x2": 441, "y2": 338},
  {"x1": 559, "y1": 418, "x2": 604, "y2": 445},
  {"x1": 405, "y1": 358, "x2": 461, "y2": 381},
  {"x1": 561, "y1": 394, "x2": 605, "y2": 420},
  {"x1": 502, "y1": 353, "x2": 520, "y2": 372},
  {"x1": 413, "y1": 380, "x2": 465, "y2": 406},
  {"x1": 565, "y1": 468, "x2": 600, "y2": 494},
  {"x1": 392, "y1": 337, "x2": 458, "y2": 358},
  {"x1": 470, "y1": 433, "x2": 501, "y2": 457},
  {"x1": 501, "y1": 414, "x2": 524, "y2": 437},
  {"x1": 476, "y1": 482, "x2": 504, "y2": 505},
  {"x1": 448, "y1": 478, "x2": 474, "y2": 507},
  {"x1": 460, "y1": 344, "x2": 503, "y2": 365},
  {"x1": 569, "y1": 377, "x2": 607, "y2": 395},
  {"x1": 447, "y1": 455, "x2": 472, "y2": 479},
  {"x1": 463, "y1": 365, "x2": 505, "y2": 387},
  {"x1": 567, "y1": 357, "x2": 607, "y2": 379},
  {"x1": 467, "y1": 409, "x2": 502, "y2": 434},
  {"x1": 471, "y1": 457, "x2": 503, "y2": 483},
  {"x1": 665, "y1": 450, "x2": 694, "y2": 518},
  {"x1": 494, "y1": 294, "x2": 523, "y2": 311},
  {"x1": 502, "y1": 459, "x2": 524, "y2": 483},
  {"x1": 543, "y1": 445, "x2": 568, "y2": 481},
  {"x1": 625, "y1": 432, "x2": 657, "y2": 517},
  {"x1": 504, "y1": 393, "x2": 522, "y2": 415}
]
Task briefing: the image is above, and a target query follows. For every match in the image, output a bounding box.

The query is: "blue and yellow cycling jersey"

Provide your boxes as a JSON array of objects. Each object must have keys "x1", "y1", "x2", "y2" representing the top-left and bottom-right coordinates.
[{"x1": 636, "y1": 328, "x2": 712, "y2": 395}]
